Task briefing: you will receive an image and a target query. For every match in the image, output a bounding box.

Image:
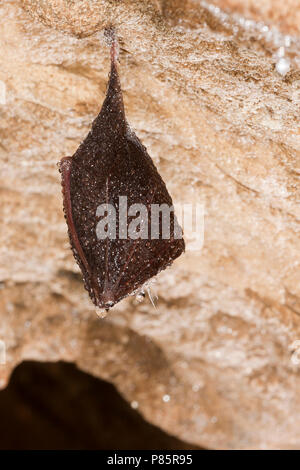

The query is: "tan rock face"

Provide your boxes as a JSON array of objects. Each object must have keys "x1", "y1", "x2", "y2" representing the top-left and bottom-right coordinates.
[
  {"x1": 0, "y1": 0, "x2": 300, "y2": 449},
  {"x1": 210, "y1": 0, "x2": 300, "y2": 35}
]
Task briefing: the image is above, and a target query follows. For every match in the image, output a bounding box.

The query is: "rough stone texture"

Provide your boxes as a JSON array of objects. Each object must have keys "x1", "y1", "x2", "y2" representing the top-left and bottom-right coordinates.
[
  {"x1": 211, "y1": 0, "x2": 300, "y2": 35},
  {"x1": 0, "y1": 0, "x2": 300, "y2": 450}
]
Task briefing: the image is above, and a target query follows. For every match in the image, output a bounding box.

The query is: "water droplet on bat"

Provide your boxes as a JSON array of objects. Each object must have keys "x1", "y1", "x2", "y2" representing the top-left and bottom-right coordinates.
[
  {"x1": 135, "y1": 290, "x2": 146, "y2": 303},
  {"x1": 59, "y1": 29, "x2": 184, "y2": 312}
]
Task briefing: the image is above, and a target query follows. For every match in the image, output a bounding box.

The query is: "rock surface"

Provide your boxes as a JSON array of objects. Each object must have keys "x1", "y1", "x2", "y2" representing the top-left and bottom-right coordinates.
[{"x1": 0, "y1": 0, "x2": 300, "y2": 450}]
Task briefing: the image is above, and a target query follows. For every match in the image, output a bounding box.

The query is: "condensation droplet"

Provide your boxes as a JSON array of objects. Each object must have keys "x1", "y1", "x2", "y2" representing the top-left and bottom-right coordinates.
[
  {"x1": 135, "y1": 290, "x2": 145, "y2": 303},
  {"x1": 162, "y1": 394, "x2": 170, "y2": 403},
  {"x1": 284, "y1": 36, "x2": 291, "y2": 47},
  {"x1": 276, "y1": 46, "x2": 285, "y2": 58},
  {"x1": 276, "y1": 57, "x2": 291, "y2": 76}
]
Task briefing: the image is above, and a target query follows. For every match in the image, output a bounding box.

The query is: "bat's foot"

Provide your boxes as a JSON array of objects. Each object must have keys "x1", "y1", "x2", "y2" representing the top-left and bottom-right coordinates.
[
  {"x1": 104, "y1": 26, "x2": 119, "y2": 64},
  {"x1": 58, "y1": 156, "x2": 72, "y2": 174}
]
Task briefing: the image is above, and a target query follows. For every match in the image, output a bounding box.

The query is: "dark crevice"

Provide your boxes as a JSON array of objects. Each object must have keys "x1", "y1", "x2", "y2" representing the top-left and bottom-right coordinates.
[{"x1": 0, "y1": 361, "x2": 200, "y2": 450}]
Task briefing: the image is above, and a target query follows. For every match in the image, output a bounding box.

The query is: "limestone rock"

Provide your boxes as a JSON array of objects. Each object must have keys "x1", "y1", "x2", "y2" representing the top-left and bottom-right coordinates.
[{"x1": 0, "y1": 0, "x2": 300, "y2": 449}]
